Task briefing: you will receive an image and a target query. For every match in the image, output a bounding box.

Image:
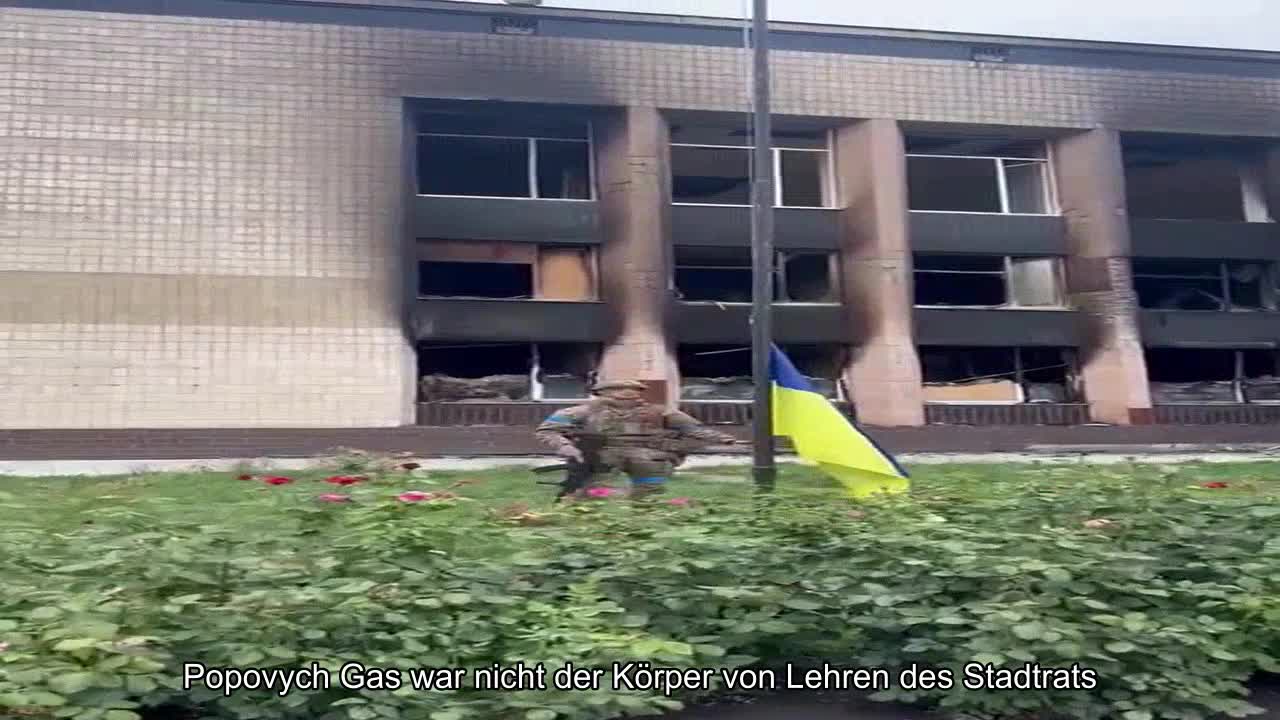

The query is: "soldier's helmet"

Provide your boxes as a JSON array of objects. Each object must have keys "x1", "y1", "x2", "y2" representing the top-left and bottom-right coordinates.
[{"x1": 590, "y1": 379, "x2": 648, "y2": 394}]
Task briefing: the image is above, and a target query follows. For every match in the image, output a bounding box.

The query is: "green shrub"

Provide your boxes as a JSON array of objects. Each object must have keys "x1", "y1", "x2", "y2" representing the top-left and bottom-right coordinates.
[{"x1": 0, "y1": 467, "x2": 1277, "y2": 720}]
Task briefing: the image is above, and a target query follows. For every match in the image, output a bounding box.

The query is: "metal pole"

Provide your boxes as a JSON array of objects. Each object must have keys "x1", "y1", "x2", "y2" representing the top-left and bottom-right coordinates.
[{"x1": 749, "y1": 0, "x2": 776, "y2": 492}]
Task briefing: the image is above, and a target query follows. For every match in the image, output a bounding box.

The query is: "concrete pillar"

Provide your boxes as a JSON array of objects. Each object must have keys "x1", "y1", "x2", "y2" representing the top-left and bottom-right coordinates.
[
  {"x1": 1051, "y1": 129, "x2": 1153, "y2": 425},
  {"x1": 832, "y1": 119, "x2": 925, "y2": 427},
  {"x1": 592, "y1": 107, "x2": 678, "y2": 406}
]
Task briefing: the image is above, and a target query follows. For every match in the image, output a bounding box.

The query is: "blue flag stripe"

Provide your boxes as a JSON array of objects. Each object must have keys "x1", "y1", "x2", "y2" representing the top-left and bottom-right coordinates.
[
  {"x1": 768, "y1": 344, "x2": 814, "y2": 392},
  {"x1": 768, "y1": 343, "x2": 910, "y2": 479}
]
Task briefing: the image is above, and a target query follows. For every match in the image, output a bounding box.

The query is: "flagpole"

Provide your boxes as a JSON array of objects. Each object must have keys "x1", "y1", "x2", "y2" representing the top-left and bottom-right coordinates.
[{"x1": 749, "y1": 0, "x2": 776, "y2": 492}]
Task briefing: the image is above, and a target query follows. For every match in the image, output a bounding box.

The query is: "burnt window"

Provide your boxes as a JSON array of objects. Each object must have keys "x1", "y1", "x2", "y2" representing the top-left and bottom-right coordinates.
[
  {"x1": 1122, "y1": 134, "x2": 1269, "y2": 222},
  {"x1": 914, "y1": 255, "x2": 1063, "y2": 307},
  {"x1": 416, "y1": 134, "x2": 591, "y2": 200},
  {"x1": 418, "y1": 342, "x2": 599, "y2": 402},
  {"x1": 920, "y1": 346, "x2": 1076, "y2": 403},
  {"x1": 417, "y1": 241, "x2": 597, "y2": 301},
  {"x1": 1133, "y1": 259, "x2": 1274, "y2": 311},
  {"x1": 678, "y1": 344, "x2": 844, "y2": 400},
  {"x1": 1147, "y1": 348, "x2": 1280, "y2": 404},
  {"x1": 419, "y1": 261, "x2": 532, "y2": 299},
  {"x1": 906, "y1": 137, "x2": 1052, "y2": 214},
  {"x1": 671, "y1": 144, "x2": 831, "y2": 208},
  {"x1": 673, "y1": 247, "x2": 837, "y2": 303}
]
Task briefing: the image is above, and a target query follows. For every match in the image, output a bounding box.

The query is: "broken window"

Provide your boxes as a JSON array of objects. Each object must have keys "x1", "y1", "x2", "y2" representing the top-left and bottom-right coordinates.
[
  {"x1": 1122, "y1": 135, "x2": 1264, "y2": 221},
  {"x1": 1133, "y1": 259, "x2": 1274, "y2": 311},
  {"x1": 906, "y1": 138, "x2": 1052, "y2": 214},
  {"x1": 920, "y1": 346, "x2": 1076, "y2": 403},
  {"x1": 673, "y1": 246, "x2": 837, "y2": 303},
  {"x1": 679, "y1": 345, "x2": 754, "y2": 401},
  {"x1": 914, "y1": 254, "x2": 1064, "y2": 307},
  {"x1": 1146, "y1": 348, "x2": 1241, "y2": 403},
  {"x1": 671, "y1": 144, "x2": 831, "y2": 208},
  {"x1": 417, "y1": 240, "x2": 597, "y2": 301},
  {"x1": 416, "y1": 133, "x2": 591, "y2": 200},
  {"x1": 1242, "y1": 350, "x2": 1280, "y2": 402},
  {"x1": 678, "y1": 344, "x2": 844, "y2": 400},
  {"x1": 418, "y1": 342, "x2": 599, "y2": 402},
  {"x1": 673, "y1": 247, "x2": 753, "y2": 302},
  {"x1": 419, "y1": 343, "x2": 534, "y2": 401}
]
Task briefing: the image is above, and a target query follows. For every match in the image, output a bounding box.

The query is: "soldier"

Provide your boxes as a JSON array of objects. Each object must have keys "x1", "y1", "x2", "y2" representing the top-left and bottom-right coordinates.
[{"x1": 535, "y1": 379, "x2": 741, "y2": 499}]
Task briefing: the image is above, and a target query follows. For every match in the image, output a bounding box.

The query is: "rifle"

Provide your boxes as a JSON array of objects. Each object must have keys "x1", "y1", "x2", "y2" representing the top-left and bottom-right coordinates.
[{"x1": 533, "y1": 432, "x2": 736, "y2": 501}]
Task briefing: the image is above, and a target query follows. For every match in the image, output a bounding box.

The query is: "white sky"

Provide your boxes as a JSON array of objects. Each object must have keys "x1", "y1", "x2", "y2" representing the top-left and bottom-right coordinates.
[{"x1": 457, "y1": 0, "x2": 1280, "y2": 52}]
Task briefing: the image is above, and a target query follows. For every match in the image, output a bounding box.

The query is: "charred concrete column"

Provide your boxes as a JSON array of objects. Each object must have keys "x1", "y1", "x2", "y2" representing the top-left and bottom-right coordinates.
[
  {"x1": 593, "y1": 107, "x2": 677, "y2": 406},
  {"x1": 1051, "y1": 129, "x2": 1153, "y2": 425},
  {"x1": 832, "y1": 119, "x2": 924, "y2": 427}
]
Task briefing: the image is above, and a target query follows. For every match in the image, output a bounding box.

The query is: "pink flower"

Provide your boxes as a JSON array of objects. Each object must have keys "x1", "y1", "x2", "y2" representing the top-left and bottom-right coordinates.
[
  {"x1": 398, "y1": 491, "x2": 434, "y2": 503},
  {"x1": 318, "y1": 494, "x2": 352, "y2": 503},
  {"x1": 1201, "y1": 482, "x2": 1229, "y2": 489},
  {"x1": 667, "y1": 497, "x2": 693, "y2": 506},
  {"x1": 263, "y1": 476, "x2": 293, "y2": 486},
  {"x1": 0, "y1": 642, "x2": 9, "y2": 652},
  {"x1": 237, "y1": 474, "x2": 254, "y2": 481},
  {"x1": 325, "y1": 475, "x2": 361, "y2": 486},
  {"x1": 585, "y1": 487, "x2": 618, "y2": 498}
]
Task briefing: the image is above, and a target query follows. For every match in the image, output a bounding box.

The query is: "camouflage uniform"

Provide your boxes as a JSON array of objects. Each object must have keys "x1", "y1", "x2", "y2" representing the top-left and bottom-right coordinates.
[{"x1": 535, "y1": 380, "x2": 739, "y2": 499}]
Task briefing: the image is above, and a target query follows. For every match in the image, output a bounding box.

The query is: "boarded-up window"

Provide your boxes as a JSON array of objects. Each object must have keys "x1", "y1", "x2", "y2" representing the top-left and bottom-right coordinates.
[
  {"x1": 537, "y1": 247, "x2": 595, "y2": 300},
  {"x1": 418, "y1": 342, "x2": 599, "y2": 402},
  {"x1": 678, "y1": 344, "x2": 845, "y2": 400}
]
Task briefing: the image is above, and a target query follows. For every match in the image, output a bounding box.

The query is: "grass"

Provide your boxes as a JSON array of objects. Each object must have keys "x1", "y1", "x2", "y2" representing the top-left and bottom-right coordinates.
[{"x1": 2, "y1": 459, "x2": 1277, "y2": 533}]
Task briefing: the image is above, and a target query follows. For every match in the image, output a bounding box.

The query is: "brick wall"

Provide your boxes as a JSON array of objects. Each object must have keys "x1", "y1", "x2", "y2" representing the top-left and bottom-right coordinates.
[{"x1": 3, "y1": 4, "x2": 1280, "y2": 428}]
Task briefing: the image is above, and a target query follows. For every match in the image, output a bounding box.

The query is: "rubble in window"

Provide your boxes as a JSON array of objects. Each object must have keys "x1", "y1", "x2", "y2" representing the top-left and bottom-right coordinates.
[
  {"x1": 677, "y1": 344, "x2": 845, "y2": 400},
  {"x1": 419, "y1": 343, "x2": 533, "y2": 401},
  {"x1": 920, "y1": 346, "x2": 1075, "y2": 403},
  {"x1": 418, "y1": 343, "x2": 598, "y2": 402}
]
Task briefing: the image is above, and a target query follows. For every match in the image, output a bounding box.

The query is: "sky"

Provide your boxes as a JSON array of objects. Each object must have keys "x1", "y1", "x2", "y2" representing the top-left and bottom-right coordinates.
[{"x1": 457, "y1": 0, "x2": 1280, "y2": 52}]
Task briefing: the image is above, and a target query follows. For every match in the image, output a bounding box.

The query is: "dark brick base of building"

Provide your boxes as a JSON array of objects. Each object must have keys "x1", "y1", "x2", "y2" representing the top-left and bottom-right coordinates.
[{"x1": 1, "y1": 424, "x2": 1278, "y2": 462}]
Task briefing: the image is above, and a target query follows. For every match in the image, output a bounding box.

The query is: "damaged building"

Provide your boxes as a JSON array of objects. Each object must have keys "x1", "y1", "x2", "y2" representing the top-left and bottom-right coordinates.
[{"x1": 8, "y1": 0, "x2": 1280, "y2": 433}]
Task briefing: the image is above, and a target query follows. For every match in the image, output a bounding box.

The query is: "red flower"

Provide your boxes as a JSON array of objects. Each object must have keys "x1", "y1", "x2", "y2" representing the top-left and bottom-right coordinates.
[
  {"x1": 585, "y1": 487, "x2": 618, "y2": 498},
  {"x1": 325, "y1": 475, "x2": 361, "y2": 486},
  {"x1": 1201, "y1": 481, "x2": 1229, "y2": 489},
  {"x1": 398, "y1": 491, "x2": 433, "y2": 503},
  {"x1": 317, "y1": 493, "x2": 353, "y2": 503},
  {"x1": 237, "y1": 474, "x2": 254, "y2": 481},
  {"x1": 400, "y1": 462, "x2": 422, "y2": 471},
  {"x1": 264, "y1": 476, "x2": 294, "y2": 486},
  {"x1": 667, "y1": 497, "x2": 693, "y2": 506}
]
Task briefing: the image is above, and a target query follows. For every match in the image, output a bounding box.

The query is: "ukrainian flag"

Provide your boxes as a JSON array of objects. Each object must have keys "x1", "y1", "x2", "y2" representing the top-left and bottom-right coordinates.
[{"x1": 769, "y1": 344, "x2": 910, "y2": 499}]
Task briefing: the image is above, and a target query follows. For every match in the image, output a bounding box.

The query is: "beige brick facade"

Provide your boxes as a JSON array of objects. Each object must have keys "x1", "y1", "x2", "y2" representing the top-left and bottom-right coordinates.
[{"x1": 3, "y1": 3, "x2": 1280, "y2": 428}]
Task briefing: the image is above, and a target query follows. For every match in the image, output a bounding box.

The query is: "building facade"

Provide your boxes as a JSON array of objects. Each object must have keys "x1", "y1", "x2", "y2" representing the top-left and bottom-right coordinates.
[{"x1": 4, "y1": 0, "x2": 1280, "y2": 429}]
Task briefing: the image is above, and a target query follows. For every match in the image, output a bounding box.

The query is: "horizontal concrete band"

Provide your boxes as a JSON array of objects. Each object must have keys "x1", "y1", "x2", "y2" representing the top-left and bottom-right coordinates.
[
  {"x1": 4, "y1": 425, "x2": 1280, "y2": 461},
  {"x1": 0, "y1": 271, "x2": 401, "y2": 327}
]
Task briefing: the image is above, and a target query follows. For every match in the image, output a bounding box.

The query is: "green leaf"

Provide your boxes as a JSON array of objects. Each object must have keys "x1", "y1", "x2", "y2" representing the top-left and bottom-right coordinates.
[
  {"x1": 430, "y1": 712, "x2": 464, "y2": 720},
  {"x1": 1012, "y1": 622, "x2": 1045, "y2": 641},
  {"x1": 104, "y1": 712, "x2": 141, "y2": 720},
  {"x1": 1122, "y1": 711, "x2": 1153, "y2": 720},
  {"x1": 1043, "y1": 568, "x2": 1072, "y2": 583},
  {"x1": 49, "y1": 672, "x2": 96, "y2": 695},
  {"x1": 525, "y1": 711, "x2": 557, "y2": 720},
  {"x1": 26, "y1": 691, "x2": 68, "y2": 707},
  {"x1": 230, "y1": 648, "x2": 265, "y2": 665},
  {"x1": 1105, "y1": 641, "x2": 1137, "y2": 654},
  {"x1": 781, "y1": 598, "x2": 823, "y2": 611},
  {"x1": 442, "y1": 593, "x2": 473, "y2": 606},
  {"x1": 52, "y1": 638, "x2": 99, "y2": 652}
]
